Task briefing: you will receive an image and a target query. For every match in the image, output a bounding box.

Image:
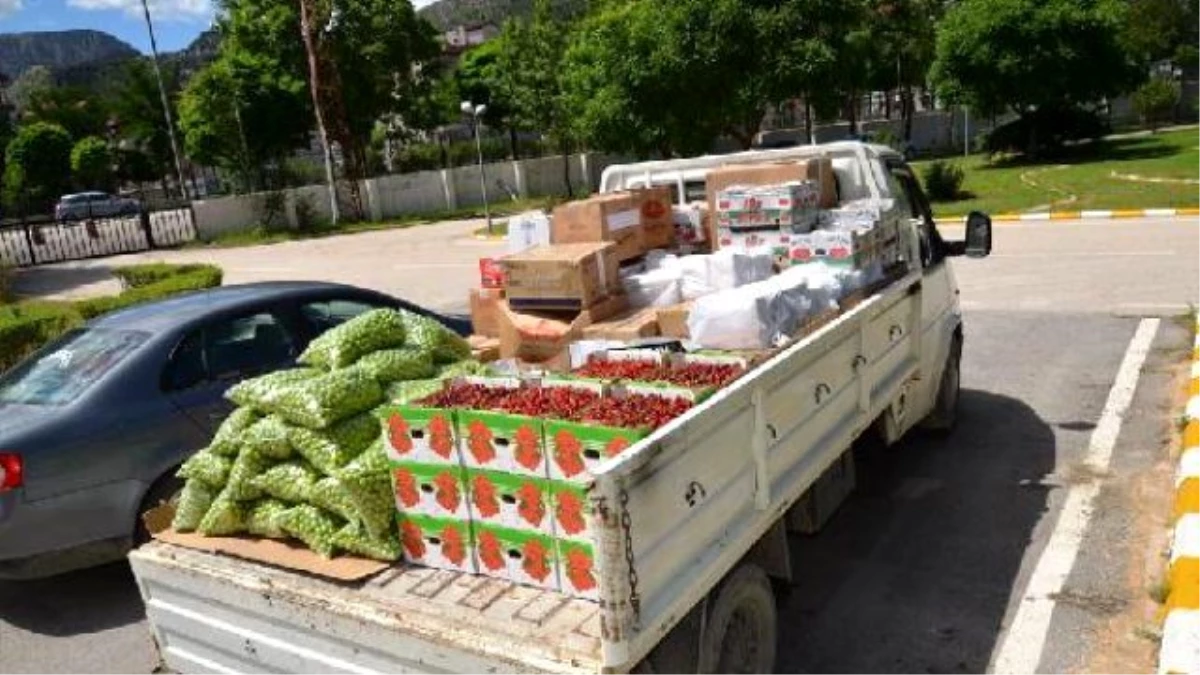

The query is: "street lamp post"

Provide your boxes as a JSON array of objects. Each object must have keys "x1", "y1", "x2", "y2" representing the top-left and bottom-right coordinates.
[
  {"x1": 139, "y1": 0, "x2": 189, "y2": 201},
  {"x1": 461, "y1": 100, "x2": 492, "y2": 234}
]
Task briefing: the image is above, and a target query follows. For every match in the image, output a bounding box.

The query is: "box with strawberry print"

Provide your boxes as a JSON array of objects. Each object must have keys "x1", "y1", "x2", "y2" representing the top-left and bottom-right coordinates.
[
  {"x1": 473, "y1": 523, "x2": 560, "y2": 591},
  {"x1": 381, "y1": 404, "x2": 460, "y2": 465},
  {"x1": 556, "y1": 538, "x2": 600, "y2": 600},
  {"x1": 547, "y1": 480, "x2": 594, "y2": 543},
  {"x1": 457, "y1": 380, "x2": 607, "y2": 476},
  {"x1": 391, "y1": 461, "x2": 472, "y2": 520},
  {"x1": 468, "y1": 469, "x2": 554, "y2": 535},
  {"x1": 397, "y1": 513, "x2": 476, "y2": 574}
]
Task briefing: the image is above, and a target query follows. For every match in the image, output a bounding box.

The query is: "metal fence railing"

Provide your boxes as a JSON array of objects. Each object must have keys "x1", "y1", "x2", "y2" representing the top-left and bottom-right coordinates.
[{"x1": 0, "y1": 207, "x2": 198, "y2": 267}]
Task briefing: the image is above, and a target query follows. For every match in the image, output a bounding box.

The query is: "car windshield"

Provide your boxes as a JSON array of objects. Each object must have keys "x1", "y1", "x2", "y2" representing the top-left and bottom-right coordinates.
[{"x1": 0, "y1": 328, "x2": 149, "y2": 405}]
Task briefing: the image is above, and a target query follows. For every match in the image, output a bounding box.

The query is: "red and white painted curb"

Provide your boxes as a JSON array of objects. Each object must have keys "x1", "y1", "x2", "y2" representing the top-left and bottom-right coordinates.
[{"x1": 1160, "y1": 328, "x2": 1200, "y2": 674}]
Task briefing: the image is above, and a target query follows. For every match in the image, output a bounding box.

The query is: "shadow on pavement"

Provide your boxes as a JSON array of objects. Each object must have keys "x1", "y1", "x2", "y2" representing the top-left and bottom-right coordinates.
[
  {"x1": 0, "y1": 561, "x2": 145, "y2": 636},
  {"x1": 11, "y1": 264, "x2": 116, "y2": 299},
  {"x1": 777, "y1": 388, "x2": 1054, "y2": 673}
]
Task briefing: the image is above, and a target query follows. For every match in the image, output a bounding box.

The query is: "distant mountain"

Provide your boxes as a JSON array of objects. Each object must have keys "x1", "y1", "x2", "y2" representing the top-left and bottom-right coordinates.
[
  {"x1": 417, "y1": 0, "x2": 586, "y2": 32},
  {"x1": 0, "y1": 30, "x2": 139, "y2": 81}
]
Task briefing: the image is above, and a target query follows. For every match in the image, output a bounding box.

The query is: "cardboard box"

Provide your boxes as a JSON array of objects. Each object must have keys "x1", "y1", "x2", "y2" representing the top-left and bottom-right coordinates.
[
  {"x1": 497, "y1": 294, "x2": 629, "y2": 369},
  {"x1": 468, "y1": 469, "x2": 554, "y2": 534},
  {"x1": 557, "y1": 538, "x2": 599, "y2": 600},
  {"x1": 479, "y1": 258, "x2": 506, "y2": 290},
  {"x1": 457, "y1": 409, "x2": 546, "y2": 475},
  {"x1": 474, "y1": 523, "x2": 560, "y2": 591},
  {"x1": 470, "y1": 288, "x2": 504, "y2": 338},
  {"x1": 544, "y1": 419, "x2": 651, "y2": 482},
  {"x1": 657, "y1": 302, "x2": 692, "y2": 339},
  {"x1": 672, "y1": 203, "x2": 710, "y2": 248},
  {"x1": 468, "y1": 335, "x2": 501, "y2": 363},
  {"x1": 548, "y1": 480, "x2": 594, "y2": 543},
  {"x1": 381, "y1": 405, "x2": 460, "y2": 465},
  {"x1": 715, "y1": 182, "x2": 820, "y2": 233},
  {"x1": 705, "y1": 158, "x2": 837, "y2": 226},
  {"x1": 398, "y1": 513, "x2": 476, "y2": 574},
  {"x1": 786, "y1": 229, "x2": 875, "y2": 267},
  {"x1": 502, "y1": 242, "x2": 621, "y2": 312},
  {"x1": 715, "y1": 226, "x2": 790, "y2": 268},
  {"x1": 552, "y1": 193, "x2": 646, "y2": 261},
  {"x1": 633, "y1": 186, "x2": 675, "y2": 249},
  {"x1": 391, "y1": 461, "x2": 472, "y2": 520},
  {"x1": 581, "y1": 306, "x2": 661, "y2": 341}
]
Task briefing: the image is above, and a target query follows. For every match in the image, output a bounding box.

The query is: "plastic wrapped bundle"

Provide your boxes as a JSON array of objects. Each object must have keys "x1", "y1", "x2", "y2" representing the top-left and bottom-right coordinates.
[
  {"x1": 226, "y1": 368, "x2": 322, "y2": 411},
  {"x1": 309, "y1": 476, "x2": 360, "y2": 524},
  {"x1": 335, "y1": 439, "x2": 393, "y2": 539},
  {"x1": 251, "y1": 461, "x2": 322, "y2": 504},
  {"x1": 687, "y1": 273, "x2": 818, "y2": 349},
  {"x1": 298, "y1": 309, "x2": 408, "y2": 370},
  {"x1": 269, "y1": 368, "x2": 384, "y2": 430},
  {"x1": 240, "y1": 415, "x2": 294, "y2": 460},
  {"x1": 278, "y1": 505, "x2": 342, "y2": 558},
  {"x1": 623, "y1": 266, "x2": 684, "y2": 308},
  {"x1": 333, "y1": 521, "x2": 402, "y2": 561},
  {"x1": 223, "y1": 447, "x2": 274, "y2": 501},
  {"x1": 247, "y1": 499, "x2": 291, "y2": 538},
  {"x1": 210, "y1": 407, "x2": 260, "y2": 457},
  {"x1": 386, "y1": 378, "x2": 446, "y2": 405},
  {"x1": 288, "y1": 412, "x2": 378, "y2": 474},
  {"x1": 171, "y1": 479, "x2": 216, "y2": 532},
  {"x1": 399, "y1": 310, "x2": 470, "y2": 364},
  {"x1": 352, "y1": 348, "x2": 436, "y2": 384},
  {"x1": 198, "y1": 492, "x2": 249, "y2": 536},
  {"x1": 436, "y1": 360, "x2": 489, "y2": 378},
  {"x1": 176, "y1": 450, "x2": 232, "y2": 488}
]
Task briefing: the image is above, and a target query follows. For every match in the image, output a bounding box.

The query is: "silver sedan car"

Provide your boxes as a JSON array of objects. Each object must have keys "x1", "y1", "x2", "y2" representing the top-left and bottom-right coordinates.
[{"x1": 54, "y1": 192, "x2": 141, "y2": 222}]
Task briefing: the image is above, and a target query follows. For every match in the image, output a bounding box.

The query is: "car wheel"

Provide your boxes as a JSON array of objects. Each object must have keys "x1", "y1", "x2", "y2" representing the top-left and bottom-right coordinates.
[
  {"x1": 922, "y1": 335, "x2": 962, "y2": 436},
  {"x1": 134, "y1": 471, "x2": 183, "y2": 546}
]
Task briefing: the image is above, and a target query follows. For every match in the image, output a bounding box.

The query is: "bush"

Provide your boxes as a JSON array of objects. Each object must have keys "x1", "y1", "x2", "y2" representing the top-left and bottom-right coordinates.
[
  {"x1": 1133, "y1": 78, "x2": 1179, "y2": 132},
  {"x1": 985, "y1": 107, "x2": 1111, "y2": 157},
  {"x1": 922, "y1": 161, "x2": 966, "y2": 202},
  {"x1": 0, "y1": 263, "x2": 224, "y2": 372}
]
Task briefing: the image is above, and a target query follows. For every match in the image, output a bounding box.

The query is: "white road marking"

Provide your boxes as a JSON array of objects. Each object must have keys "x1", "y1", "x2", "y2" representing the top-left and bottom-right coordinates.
[{"x1": 990, "y1": 318, "x2": 1160, "y2": 674}]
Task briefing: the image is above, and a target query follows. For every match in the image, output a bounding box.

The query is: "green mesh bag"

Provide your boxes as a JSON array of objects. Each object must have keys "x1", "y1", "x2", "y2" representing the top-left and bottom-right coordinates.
[
  {"x1": 334, "y1": 439, "x2": 393, "y2": 539},
  {"x1": 385, "y1": 377, "x2": 446, "y2": 405},
  {"x1": 287, "y1": 413, "x2": 378, "y2": 474},
  {"x1": 269, "y1": 369, "x2": 384, "y2": 430},
  {"x1": 352, "y1": 348, "x2": 436, "y2": 384},
  {"x1": 223, "y1": 447, "x2": 274, "y2": 501},
  {"x1": 210, "y1": 407, "x2": 260, "y2": 457},
  {"x1": 176, "y1": 450, "x2": 232, "y2": 488},
  {"x1": 309, "y1": 477, "x2": 359, "y2": 524},
  {"x1": 247, "y1": 499, "x2": 291, "y2": 539},
  {"x1": 225, "y1": 368, "x2": 322, "y2": 411},
  {"x1": 171, "y1": 479, "x2": 216, "y2": 532},
  {"x1": 298, "y1": 309, "x2": 408, "y2": 370},
  {"x1": 399, "y1": 310, "x2": 470, "y2": 364},
  {"x1": 278, "y1": 505, "x2": 342, "y2": 558},
  {"x1": 251, "y1": 460, "x2": 322, "y2": 504},
  {"x1": 198, "y1": 492, "x2": 249, "y2": 536},
  {"x1": 241, "y1": 415, "x2": 294, "y2": 460},
  {"x1": 333, "y1": 521, "x2": 402, "y2": 562}
]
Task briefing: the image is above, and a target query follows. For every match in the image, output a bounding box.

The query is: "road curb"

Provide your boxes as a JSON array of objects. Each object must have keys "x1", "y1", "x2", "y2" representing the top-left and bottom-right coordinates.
[
  {"x1": 1161, "y1": 329, "x2": 1200, "y2": 674},
  {"x1": 988, "y1": 208, "x2": 1200, "y2": 222}
]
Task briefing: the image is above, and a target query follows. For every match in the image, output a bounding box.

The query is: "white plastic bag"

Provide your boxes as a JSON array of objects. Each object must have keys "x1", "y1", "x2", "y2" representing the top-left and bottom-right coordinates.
[
  {"x1": 506, "y1": 211, "x2": 551, "y2": 254},
  {"x1": 623, "y1": 266, "x2": 684, "y2": 308},
  {"x1": 677, "y1": 255, "x2": 713, "y2": 300},
  {"x1": 687, "y1": 272, "x2": 818, "y2": 349}
]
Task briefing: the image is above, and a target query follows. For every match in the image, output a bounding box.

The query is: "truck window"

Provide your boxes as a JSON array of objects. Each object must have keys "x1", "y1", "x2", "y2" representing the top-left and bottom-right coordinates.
[{"x1": 888, "y1": 162, "x2": 949, "y2": 267}]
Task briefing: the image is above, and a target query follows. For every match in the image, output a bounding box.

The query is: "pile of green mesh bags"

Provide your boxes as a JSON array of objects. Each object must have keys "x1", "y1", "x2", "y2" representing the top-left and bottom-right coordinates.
[{"x1": 170, "y1": 308, "x2": 478, "y2": 561}]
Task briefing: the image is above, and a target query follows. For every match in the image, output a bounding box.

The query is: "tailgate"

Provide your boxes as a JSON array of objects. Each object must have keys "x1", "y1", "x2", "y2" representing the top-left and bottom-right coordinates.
[{"x1": 130, "y1": 542, "x2": 604, "y2": 674}]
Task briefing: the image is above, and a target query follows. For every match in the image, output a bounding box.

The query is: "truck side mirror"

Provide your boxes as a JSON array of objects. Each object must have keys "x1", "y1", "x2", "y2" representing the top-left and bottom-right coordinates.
[{"x1": 964, "y1": 211, "x2": 991, "y2": 258}]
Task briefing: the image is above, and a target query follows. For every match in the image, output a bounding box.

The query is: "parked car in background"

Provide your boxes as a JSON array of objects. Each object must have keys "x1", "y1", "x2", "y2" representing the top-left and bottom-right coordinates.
[
  {"x1": 54, "y1": 191, "x2": 142, "y2": 222},
  {"x1": 0, "y1": 281, "x2": 470, "y2": 579}
]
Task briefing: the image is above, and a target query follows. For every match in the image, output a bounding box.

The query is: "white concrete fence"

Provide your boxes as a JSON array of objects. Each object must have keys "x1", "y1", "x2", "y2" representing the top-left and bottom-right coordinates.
[{"x1": 191, "y1": 152, "x2": 623, "y2": 240}]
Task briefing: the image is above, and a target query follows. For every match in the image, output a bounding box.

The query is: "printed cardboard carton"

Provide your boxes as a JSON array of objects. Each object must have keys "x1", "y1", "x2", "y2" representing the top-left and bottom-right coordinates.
[
  {"x1": 548, "y1": 479, "x2": 594, "y2": 543},
  {"x1": 381, "y1": 405, "x2": 460, "y2": 465},
  {"x1": 473, "y1": 523, "x2": 560, "y2": 591},
  {"x1": 557, "y1": 538, "x2": 599, "y2": 600},
  {"x1": 390, "y1": 461, "x2": 471, "y2": 520},
  {"x1": 397, "y1": 513, "x2": 476, "y2": 574},
  {"x1": 544, "y1": 419, "x2": 651, "y2": 482},
  {"x1": 468, "y1": 469, "x2": 554, "y2": 535},
  {"x1": 457, "y1": 409, "x2": 546, "y2": 476}
]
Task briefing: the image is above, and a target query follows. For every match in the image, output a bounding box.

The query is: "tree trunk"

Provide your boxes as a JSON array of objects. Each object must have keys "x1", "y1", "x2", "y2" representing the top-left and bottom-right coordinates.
[
  {"x1": 902, "y1": 85, "x2": 915, "y2": 142},
  {"x1": 509, "y1": 127, "x2": 518, "y2": 159},
  {"x1": 297, "y1": 0, "x2": 340, "y2": 225},
  {"x1": 846, "y1": 93, "x2": 859, "y2": 137},
  {"x1": 560, "y1": 137, "x2": 573, "y2": 198},
  {"x1": 885, "y1": 90, "x2": 892, "y2": 120},
  {"x1": 804, "y1": 98, "x2": 814, "y2": 145}
]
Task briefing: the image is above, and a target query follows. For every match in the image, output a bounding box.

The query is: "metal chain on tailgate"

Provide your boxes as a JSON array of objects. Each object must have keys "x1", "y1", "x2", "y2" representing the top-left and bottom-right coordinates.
[{"x1": 619, "y1": 487, "x2": 641, "y2": 621}]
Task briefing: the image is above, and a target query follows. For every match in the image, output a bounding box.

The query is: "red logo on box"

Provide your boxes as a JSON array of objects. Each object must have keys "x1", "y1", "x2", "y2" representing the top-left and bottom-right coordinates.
[{"x1": 479, "y1": 258, "x2": 505, "y2": 289}]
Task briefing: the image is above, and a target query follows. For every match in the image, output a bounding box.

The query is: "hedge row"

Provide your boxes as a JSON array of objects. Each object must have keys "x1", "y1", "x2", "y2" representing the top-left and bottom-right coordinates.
[{"x1": 0, "y1": 263, "x2": 223, "y2": 373}]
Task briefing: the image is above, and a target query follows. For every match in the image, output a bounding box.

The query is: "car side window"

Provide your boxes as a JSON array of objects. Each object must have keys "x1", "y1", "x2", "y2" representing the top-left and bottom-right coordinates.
[
  {"x1": 205, "y1": 313, "x2": 296, "y2": 381},
  {"x1": 889, "y1": 162, "x2": 950, "y2": 267},
  {"x1": 163, "y1": 330, "x2": 206, "y2": 391},
  {"x1": 299, "y1": 298, "x2": 386, "y2": 335}
]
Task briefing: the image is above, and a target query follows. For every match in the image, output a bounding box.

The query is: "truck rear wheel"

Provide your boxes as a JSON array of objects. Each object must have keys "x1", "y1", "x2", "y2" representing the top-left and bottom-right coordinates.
[
  {"x1": 922, "y1": 334, "x2": 962, "y2": 435},
  {"x1": 698, "y1": 563, "x2": 777, "y2": 674}
]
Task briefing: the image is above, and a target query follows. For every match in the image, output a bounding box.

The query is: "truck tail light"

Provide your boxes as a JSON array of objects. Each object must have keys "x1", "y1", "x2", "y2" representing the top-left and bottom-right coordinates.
[{"x1": 0, "y1": 453, "x2": 23, "y2": 491}]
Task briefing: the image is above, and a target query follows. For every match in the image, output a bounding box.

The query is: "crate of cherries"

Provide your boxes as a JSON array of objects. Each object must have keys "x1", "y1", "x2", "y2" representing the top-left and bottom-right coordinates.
[{"x1": 570, "y1": 351, "x2": 748, "y2": 393}]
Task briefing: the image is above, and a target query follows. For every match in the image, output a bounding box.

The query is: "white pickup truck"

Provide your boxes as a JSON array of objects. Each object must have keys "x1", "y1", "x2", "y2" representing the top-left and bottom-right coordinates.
[{"x1": 128, "y1": 142, "x2": 992, "y2": 673}]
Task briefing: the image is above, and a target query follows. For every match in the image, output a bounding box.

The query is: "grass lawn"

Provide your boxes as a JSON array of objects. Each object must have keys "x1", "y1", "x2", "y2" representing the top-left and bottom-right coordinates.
[
  {"x1": 188, "y1": 195, "x2": 558, "y2": 249},
  {"x1": 914, "y1": 126, "x2": 1199, "y2": 218}
]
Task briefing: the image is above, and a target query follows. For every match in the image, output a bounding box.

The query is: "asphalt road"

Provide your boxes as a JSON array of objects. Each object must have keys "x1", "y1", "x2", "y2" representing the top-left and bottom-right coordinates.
[{"x1": 1, "y1": 215, "x2": 1196, "y2": 673}]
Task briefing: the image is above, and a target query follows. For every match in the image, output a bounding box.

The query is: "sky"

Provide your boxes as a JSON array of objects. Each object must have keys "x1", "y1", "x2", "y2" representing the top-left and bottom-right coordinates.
[{"x1": 0, "y1": 0, "x2": 437, "y2": 53}]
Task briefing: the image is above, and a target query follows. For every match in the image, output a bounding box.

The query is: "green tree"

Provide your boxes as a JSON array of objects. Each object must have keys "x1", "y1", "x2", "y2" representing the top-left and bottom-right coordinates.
[
  {"x1": 930, "y1": 0, "x2": 1139, "y2": 150},
  {"x1": 5, "y1": 121, "x2": 73, "y2": 210},
  {"x1": 71, "y1": 136, "x2": 113, "y2": 189},
  {"x1": 1121, "y1": 0, "x2": 1195, "y2": 67},
  {"x1": 1132, "y1": 77, "x2": 1180, "y2": 131},
  {"x1": 7, "y1": 65, "x2": 53, "y2": 113},
  {"x1": 24, "y1": 85, "x2": 108, "y2": 140},
  {"x1": 454, "y1": 38, "x2": 520, "y2": 155},
  {"x1": 109, "y1": 58, "x2": 183, "y2": 186}
]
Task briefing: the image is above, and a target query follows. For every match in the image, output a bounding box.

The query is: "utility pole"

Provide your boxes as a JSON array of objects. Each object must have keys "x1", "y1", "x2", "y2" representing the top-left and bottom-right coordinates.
[
  {"x1": 139, "y1": 0, "x2": 190, "y2": 201},
  {"x1": 297, "y1": 0, "x2": 341, "y2": 225}
]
